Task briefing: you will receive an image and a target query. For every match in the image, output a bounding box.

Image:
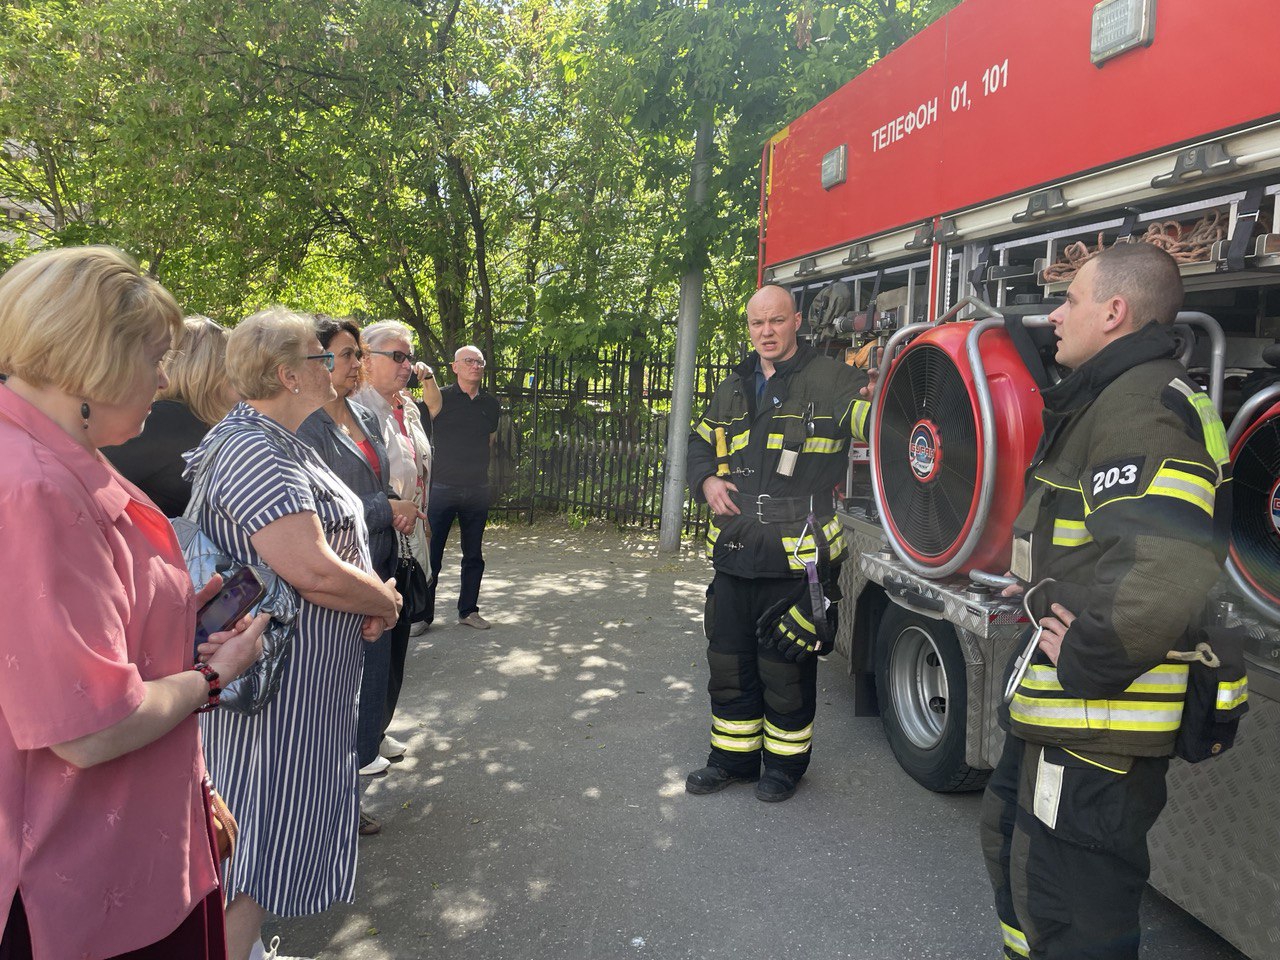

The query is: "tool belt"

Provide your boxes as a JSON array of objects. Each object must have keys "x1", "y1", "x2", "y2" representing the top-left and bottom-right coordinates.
[{"x1": 731, "y1": 492, "x2": 834, "y2": 524}]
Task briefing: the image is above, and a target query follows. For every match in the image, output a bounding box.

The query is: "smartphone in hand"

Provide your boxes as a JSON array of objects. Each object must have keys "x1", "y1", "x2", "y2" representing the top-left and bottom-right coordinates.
[{"x1": 194, "y1": 566, "x2": 266, "y2": 656}]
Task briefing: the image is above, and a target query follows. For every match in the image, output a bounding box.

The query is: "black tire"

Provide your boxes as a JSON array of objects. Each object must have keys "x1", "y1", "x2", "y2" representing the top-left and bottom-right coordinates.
[{"x1": 874, "y1": 603, "x2": 989, "y2": 793}]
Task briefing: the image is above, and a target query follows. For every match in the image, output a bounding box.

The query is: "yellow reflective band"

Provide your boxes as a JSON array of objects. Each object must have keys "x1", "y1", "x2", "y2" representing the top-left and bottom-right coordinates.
[
  {"x1": 1147, "y1": 467, "x2": 1216, "y2": 516},
  {"x1": 764, "y1": 719, "x2": 814, "y2": 741},
  {"x1": 852, "y1": 399, "x2": 872, "y2": 442},
  {"x1": 1217, "y1": 677, "x2": 1248, "y2": 711},
  {"x1": 1001, "y1": 922, "x2": 1030, "y2": 958},
  {"x1": 728, "y1": 431, "x2": 750, "y2": 454},
  {"x1": 705, "y1": 522, "x2": 719, "y2": 559},
  {"x1": 712, "y1": 733, "x2": 763, "y2": 752},
  {"x1": 712, "y1": 715, "x2": 764, "y2": 735},
  {"x1": 767, "y1": 433, "x2": 784, "y2": 449},
  {"x1": 1190, "y1": 393, "x2": 1230, "y2": 468},
  {"x1": 1169, "y1": 378, "x2": 1230, "y2": 471},
  {"x1": 1051, "y1": 518, "x2": 1093, "y2": 547},
  {"x1": 790, "y1": 608, "x2": 814, "y2": 632},
  {"x1": 1021, "y1": 663, "x2": 1188, "y2": 695},
  {"x1": 1126, "y1": 664, "x2": 1191, "y2": 695},
  {"x1": 782, "y1": 517, "x2": 846, "y2": 570},
  {"x1": 763, "y1": 737, "x2": 811, "y2": 756},
  {"x1": 802, "y1": 436, "x2": 844, "y2": 454},
  {"x1": 1062, "y1": 748, "x2": 1130, "y2": 775},
  {"x1": 1033, "y1": 473, "x2": 1083, "y2": 493},
  {"x1": 695, "y1": 421, "x2": 713, "y2": 442},
  {"x1": 1010, "y1": 696, "x2": 1185, "y2": 732}
]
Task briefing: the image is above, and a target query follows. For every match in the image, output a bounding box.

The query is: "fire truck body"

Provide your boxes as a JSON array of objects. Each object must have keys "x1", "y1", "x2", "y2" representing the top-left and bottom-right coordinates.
[{"x1": 757, "y1": 1, "x2": 1280, "y2": 956}]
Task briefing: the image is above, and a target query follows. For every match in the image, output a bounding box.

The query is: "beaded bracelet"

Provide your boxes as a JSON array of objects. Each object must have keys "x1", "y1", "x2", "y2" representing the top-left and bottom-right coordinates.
[{"x1": 192, "y1": 662, "x2": 222, "y2": 713}]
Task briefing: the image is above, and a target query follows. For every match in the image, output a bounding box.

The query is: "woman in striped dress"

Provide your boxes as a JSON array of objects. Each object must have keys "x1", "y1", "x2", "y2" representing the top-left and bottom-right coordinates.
[{"x1": 187, "y1": 308, "x2": 401, "y2": 960}]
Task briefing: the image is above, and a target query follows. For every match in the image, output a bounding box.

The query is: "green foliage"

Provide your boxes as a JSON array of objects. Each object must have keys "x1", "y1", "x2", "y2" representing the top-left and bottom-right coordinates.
[{"x1": 0, "y1": 0, "x2": 957, "y2": 362}]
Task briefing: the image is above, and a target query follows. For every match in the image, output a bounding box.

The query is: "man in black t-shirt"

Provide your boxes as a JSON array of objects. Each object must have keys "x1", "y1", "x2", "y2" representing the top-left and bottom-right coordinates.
[{"x1": 424, "y1": 345, "x2": 502, "y2": 629}]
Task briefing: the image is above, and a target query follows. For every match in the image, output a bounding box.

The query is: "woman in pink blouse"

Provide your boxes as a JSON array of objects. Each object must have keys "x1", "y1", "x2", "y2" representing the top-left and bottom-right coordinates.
[{"x1": 0, "y1": 247, "x2": 267, "y2": 960}]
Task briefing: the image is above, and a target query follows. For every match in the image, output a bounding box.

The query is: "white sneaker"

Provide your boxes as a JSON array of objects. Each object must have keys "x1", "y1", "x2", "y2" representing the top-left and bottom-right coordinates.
[
  {"x1": 459, "y1": 612, "x2": 491, "y2": 630},
  {"x1": 358, "y1": 755, "x2": 390, "y2": 776},
  {"x1": 263, "y1": 936, "x2": 315, "y2": 960},
  {"x1": 379, "y1": 734, "x2": 407, "y2": 759},
  {"x1": 409, "y1": 620, "x2": 430, "y2": 637}
]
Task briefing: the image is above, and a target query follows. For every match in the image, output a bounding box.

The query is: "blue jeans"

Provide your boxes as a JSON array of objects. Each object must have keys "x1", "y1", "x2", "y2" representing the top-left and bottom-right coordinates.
[{"x1": 426, "y1": 482, "x2": 490, "y2": 620}]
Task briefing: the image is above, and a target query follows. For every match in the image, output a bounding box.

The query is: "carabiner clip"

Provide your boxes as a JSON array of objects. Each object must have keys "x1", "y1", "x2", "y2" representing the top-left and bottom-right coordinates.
[
  {"x1": 1003, "y1": 578, "x2": 1057, "y2": 704},
  {"x1": 792, "y1": 515, "x2": 815, "y2": 568}
]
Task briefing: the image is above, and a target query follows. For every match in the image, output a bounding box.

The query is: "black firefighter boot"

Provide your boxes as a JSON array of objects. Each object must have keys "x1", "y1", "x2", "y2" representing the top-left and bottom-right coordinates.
[
  {"x1": 685, "y1": 765, "x2": 760, "y2": 795},
  {"x1": 755, "y1": 768, "x2": 800, "y2": 802}
]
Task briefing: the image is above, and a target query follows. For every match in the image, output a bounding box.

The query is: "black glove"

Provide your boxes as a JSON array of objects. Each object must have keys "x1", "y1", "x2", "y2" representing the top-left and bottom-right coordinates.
[{"x1": 757, "y1": 582, "x2": 840, "y2": 663}]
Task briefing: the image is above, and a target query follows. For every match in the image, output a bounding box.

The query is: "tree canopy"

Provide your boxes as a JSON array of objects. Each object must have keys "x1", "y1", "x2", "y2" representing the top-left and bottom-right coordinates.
[{"x1": 0, "y1": 0, "x2": 958, "y2": 365}]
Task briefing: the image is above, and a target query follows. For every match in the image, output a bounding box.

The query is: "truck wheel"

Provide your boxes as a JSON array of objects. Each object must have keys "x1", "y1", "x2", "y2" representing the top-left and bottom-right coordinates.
[{"x1": 875, "y1": 604, "x2": 989, "y2": 793}]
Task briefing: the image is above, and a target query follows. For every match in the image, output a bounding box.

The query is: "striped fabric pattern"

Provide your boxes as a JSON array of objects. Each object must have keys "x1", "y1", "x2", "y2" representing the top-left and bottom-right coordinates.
[{"x1": 193, "y1": 404, "x2": 371, "y2": 917}]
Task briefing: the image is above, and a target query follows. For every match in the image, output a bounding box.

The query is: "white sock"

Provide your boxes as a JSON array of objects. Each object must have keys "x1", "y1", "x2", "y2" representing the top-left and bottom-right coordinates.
[{"x1": 248, "y1": 939, "x2": 266, "y2": 960}]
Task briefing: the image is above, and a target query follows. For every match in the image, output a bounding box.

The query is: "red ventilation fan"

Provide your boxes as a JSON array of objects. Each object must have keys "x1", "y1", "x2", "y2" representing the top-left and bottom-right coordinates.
[{"x1": 872, "y1": 320, "x2": 1044, "y2": 578}]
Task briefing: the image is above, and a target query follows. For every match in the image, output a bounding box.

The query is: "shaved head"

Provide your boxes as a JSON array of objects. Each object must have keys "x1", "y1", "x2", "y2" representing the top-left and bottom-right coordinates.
[{"x1": 748, "y1": 284, "x2": 797, "y2": 317}]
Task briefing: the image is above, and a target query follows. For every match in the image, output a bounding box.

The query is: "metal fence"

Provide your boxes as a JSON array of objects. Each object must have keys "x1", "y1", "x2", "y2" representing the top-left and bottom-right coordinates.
[{"x1": 483, "y1": 347, "x2": 740, "y2": 535}]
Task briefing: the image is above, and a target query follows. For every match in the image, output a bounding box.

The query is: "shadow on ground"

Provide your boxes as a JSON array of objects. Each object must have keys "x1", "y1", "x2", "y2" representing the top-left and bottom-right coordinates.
[{"x1": 264, "y1": 519, "x2": 1245, "y2": 960}]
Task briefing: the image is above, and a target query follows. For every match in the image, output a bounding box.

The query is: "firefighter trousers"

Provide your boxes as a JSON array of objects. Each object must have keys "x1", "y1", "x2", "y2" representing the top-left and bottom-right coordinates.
[
  {"x1": 979, "y1": 732, "x2": 1170, "y2": 960},
  {"x1": 703, "y1": 571, "x2": 817, "y2": 779}
]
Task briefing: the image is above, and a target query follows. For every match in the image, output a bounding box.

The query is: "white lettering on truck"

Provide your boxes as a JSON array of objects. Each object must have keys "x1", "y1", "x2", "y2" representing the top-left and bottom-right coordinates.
[{"x1": 870, "y1": 97, "x2": 939, "y2": 153}]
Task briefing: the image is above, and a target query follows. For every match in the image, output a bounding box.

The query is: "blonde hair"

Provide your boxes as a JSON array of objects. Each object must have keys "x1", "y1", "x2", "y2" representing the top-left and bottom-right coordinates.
[
  {"x1": 158, "y1": 315, "x2": 234, "y2": 426},
  {"x1": 0, "y1": 246, "x2": 181, "y2": 403},
  {"x1": 226, "y1": 306, "x2": 316, "y2": 401}
]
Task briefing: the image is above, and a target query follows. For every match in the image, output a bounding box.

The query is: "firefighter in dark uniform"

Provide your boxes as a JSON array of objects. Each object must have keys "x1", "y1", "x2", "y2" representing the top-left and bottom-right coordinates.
[
  {"x1": 981, "y1": 244, "x2": 1231, "y2": 959},
  {"x1": 685, "y1": 283, "x2": 871, "y2": 802}
]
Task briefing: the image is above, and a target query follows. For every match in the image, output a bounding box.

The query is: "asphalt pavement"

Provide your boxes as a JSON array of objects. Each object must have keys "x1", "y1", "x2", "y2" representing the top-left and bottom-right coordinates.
[{"x1": 265, "y1": 520, "x2": 1246, "y2": 960}]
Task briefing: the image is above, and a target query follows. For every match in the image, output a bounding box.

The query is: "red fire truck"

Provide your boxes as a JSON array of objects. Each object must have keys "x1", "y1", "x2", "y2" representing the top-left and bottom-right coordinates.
[{"x1": 758, "y1": 1, "x2": 1280, "y2": 956}]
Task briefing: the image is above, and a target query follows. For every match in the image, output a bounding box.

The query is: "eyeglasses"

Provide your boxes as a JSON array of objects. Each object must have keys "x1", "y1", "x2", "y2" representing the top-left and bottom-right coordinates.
[
  {"x1": 305, "y1": 352, "x2": 336, "y2": 371},
  {"x1": 370, "y1": 349, "x2": 415, "y2": 365},
  {"x1": 459, "y1": 357, "x2": 486, "y2": 367}
]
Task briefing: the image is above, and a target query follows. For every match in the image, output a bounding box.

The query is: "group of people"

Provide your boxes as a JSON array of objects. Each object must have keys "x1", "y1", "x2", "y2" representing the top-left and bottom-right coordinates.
[
  {"x1": 0, "y1": 238, "x2": 1234, "y2": 960},
  {"x1": 685, "y1": 244, "x2": 1231, "y2": 960},
  {"x1": 0, "y1": 246, "x2": 502, "y2": 960}
]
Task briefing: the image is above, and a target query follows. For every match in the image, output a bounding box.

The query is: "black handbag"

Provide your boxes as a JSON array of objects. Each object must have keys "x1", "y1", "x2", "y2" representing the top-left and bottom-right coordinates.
[
  {"x1": 395, "y1": 532, "x2": 430, "y2": 623},
  {"x1": 175, "y1": 424, "x2": 299, "y2": 716}
]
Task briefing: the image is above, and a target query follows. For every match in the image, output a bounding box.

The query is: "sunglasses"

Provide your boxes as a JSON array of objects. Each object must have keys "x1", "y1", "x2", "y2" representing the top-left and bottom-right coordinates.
[
  {"x1": 370, "y1": 349, "x2": 415, "y2": 365},
  {"x1": 305, "y1": 352, "x2": 336, "y2": 371}
]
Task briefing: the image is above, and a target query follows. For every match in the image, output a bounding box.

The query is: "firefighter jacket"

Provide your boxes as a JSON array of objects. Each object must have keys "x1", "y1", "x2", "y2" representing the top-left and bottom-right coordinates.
[
  {"x1": 687, "y1": 344, "x2": 871, "y2": 579},
  {"x1": 1007, "y1": 322, "x2": 1231, "y2": 757}
]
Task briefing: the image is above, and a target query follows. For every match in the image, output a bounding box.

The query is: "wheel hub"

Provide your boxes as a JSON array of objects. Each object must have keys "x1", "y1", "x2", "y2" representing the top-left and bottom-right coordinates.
[{"x1": 888, "y1": 625, "x2": 950, "y2": 749}]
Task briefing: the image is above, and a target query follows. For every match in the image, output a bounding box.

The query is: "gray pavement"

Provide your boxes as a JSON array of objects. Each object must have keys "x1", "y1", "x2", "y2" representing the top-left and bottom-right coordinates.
[{"x1": 266, "y1": 520, "x2": 1246, "y2": 960}]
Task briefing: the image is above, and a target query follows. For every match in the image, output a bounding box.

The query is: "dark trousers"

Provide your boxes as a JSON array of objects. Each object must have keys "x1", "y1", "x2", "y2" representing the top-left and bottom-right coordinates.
[
  {"x1": 979, "y1": 733, "x2": 1170, "y2": 960},
  {"x1": 357, "y1": 606, "x2": 411, "y2": 768},
  {"x1": 426, "y1": 482, "x2": 490, "y2": 620},
  {"x1": 704, "y1": 571, "x2": 817, "y2": 779}
]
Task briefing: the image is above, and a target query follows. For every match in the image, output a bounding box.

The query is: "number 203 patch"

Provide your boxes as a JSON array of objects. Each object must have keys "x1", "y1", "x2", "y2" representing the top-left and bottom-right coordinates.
[{"x1": 1090, "y1": 455, "x2": 1146, "y2": 500}]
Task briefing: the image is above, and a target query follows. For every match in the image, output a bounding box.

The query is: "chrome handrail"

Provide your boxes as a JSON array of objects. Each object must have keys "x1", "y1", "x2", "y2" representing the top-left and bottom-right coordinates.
[{"x1": 1173, "y1": 311, "x2": 1226, "y2": 412}]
